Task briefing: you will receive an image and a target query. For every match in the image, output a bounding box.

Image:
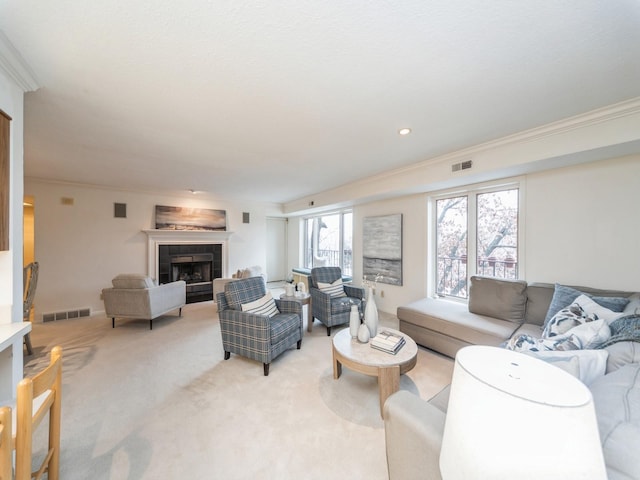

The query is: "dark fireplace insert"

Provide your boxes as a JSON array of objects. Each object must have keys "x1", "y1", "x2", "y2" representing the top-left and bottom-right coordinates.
[{"x1": 158, "y1": 244, "x2": 222, "y2": 303}]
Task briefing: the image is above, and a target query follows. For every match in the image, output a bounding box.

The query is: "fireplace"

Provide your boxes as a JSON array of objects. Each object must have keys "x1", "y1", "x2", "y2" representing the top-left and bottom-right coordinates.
[
  {"x1": 158, "y1": 244, "x2": 222, "y2": 303},
  {"x1": 144, "y1": 229, "x2": 232, "y2": 304}
]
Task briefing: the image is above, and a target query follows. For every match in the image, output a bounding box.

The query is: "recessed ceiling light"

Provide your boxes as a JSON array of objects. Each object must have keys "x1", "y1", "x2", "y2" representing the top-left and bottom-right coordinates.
[{"x1": 398, "y1": 128, "x2": 412, "y2": 136}]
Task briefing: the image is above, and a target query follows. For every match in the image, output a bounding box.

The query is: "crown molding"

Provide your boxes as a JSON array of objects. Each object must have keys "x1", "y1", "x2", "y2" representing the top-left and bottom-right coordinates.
[
  {"x1": 0, "y1": 31, "x2": 39, "y2": 92},
  {"x1": 365, "y1": 96, "x2": 640, "y2": 184},
  {"x1": 284, "y1": 96, "x2": 640, "y2": 214}
]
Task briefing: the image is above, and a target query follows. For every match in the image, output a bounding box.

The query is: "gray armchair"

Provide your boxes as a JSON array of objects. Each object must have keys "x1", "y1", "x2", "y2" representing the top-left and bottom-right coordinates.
[
  {"x1": 216, "y1": 276, "x2": 303, "y2": 376},
  {"x1": 102, "y1": 274, "x2": 186, "y2": 329},
  {"x1": 309, "y1": 267, "x2": 365, "y2": 336}
]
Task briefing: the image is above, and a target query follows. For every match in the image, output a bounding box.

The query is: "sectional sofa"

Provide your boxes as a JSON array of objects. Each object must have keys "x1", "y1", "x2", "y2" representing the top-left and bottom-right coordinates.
[
  {"x1": 387, "y1": 276, "x2": 640, "y2": 479},
  {"x1": 397, "y1": 276, "x2": 639, "y2": 359}
]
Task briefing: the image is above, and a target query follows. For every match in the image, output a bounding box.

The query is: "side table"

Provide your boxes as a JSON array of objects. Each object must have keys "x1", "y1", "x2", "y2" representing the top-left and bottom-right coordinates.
[{"x1": 279, "y1": 293, "x2": 313, "y2": 332}]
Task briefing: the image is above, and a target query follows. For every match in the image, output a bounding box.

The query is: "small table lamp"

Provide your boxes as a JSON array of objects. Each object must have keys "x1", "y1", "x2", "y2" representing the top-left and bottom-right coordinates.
[{"x1": 440, "y1": 346, "x2": 606, "y2": 480}]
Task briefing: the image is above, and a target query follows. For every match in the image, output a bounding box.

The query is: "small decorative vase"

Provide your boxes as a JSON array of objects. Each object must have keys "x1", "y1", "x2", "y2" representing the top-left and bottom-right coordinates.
[
  {"x1": 364, "y1": 286, "x2": 378, "y2": 338},
  {"x1": 357, "y1": 322, "x2": 370, "y2": 343},
  {"x1": 349, "y1": 304, "x2": 360, "y2": 339}
]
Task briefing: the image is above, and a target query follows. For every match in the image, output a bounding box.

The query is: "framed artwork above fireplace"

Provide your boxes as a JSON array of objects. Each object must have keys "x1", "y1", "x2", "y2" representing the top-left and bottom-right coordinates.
[{"x1": 155, "y1": 205, "x2": 227, "y2": 231}]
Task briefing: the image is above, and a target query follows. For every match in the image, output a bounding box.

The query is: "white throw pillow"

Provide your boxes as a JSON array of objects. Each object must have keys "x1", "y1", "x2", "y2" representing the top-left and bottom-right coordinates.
[
  {"x1": 241, "y1": 292, "x2": 279, "y2": 317},
  {"x1": 318, "y1": 279, "x2": 347, "y2": 298},
  {"x1": 526, "y1": 350, "x2": 609, "y2": 385},
  {"x1": 565, "y1": 319, "x2": 611, "y2": 349}
]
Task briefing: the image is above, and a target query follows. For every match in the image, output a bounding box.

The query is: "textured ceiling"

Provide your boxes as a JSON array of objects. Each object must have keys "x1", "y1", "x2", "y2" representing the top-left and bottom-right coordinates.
[{"x1": 1, "y1": 1, "x2": 640, "y2": 204}]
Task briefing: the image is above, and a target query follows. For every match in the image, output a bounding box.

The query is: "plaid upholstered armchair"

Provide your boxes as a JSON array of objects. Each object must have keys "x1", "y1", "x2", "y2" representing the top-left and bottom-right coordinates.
[
  {"x1": 309, "y1": 267, "x2": 365, "y2": 336},
  {"x1": 216, "y1": 276, "x2": 303, "y2": 376}
]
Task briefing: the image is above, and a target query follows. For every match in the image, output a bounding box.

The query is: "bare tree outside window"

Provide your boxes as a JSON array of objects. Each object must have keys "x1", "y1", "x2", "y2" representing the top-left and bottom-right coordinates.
[
  {"x1": 436, "y1": 188, "x2": 519, "y2": 299},
  {"x1": 436, "y1": 196, "x2": 468, "y2": 297}
]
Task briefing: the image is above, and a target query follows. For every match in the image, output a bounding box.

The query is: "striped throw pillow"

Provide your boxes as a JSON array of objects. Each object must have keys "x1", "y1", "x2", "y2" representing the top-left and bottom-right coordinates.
[
  {"x1": 241, "y1": 292, "x2": 279, "y2": 317},
  {"x1": 318, "y1": 279, "x2": 347, "y2": 298}
]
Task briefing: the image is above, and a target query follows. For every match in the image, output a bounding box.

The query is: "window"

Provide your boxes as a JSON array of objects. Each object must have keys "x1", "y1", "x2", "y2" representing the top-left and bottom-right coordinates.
[
  {"x1": 434, "y1": 185, "x2": 519, "y2": 299},
  {"x1": 303, "y1": 211, "x2": 353, "y2": 276}
]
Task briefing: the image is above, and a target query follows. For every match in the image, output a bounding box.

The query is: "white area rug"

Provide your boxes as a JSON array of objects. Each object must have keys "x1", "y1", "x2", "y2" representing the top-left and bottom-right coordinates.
[{"x1": 25, "y1": 301, "x2": 453, "y2": 479}]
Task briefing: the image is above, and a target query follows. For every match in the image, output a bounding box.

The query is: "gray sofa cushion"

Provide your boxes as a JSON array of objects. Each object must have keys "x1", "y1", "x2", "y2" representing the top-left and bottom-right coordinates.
[
  {"x1": 398, "y1": 298, "x2": 520, "y2": 347},
  {"x1": 467, "y1": 276, "x2": 527, "y2": 323},
  {"x1": 524, "y1": 283, "x2": 555, "y2": 326},
  {"x1": 112, "y1": 274, "x2": 155, "y2": 289},
  {"x1": 604, "y1": 341, "x2": 640, "y2": 374},
  {"x1": 590, "y1": 363, "x2": 640, "y2": 480}
]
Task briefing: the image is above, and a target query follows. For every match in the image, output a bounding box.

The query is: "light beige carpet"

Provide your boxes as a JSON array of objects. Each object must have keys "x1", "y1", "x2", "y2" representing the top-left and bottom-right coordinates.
[{"x1": 25, "y1": 297, "x2": 454, "y2": 479}]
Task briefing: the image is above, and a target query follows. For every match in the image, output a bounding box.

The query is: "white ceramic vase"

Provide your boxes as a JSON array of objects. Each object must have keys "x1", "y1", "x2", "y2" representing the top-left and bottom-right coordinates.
[
  {"x1": 364, "y1": 286, "x2": 378, "y2": 338},
  {"x1": 357, "y1": 322, "x2": 370, "y2": 343},
  {"x1": 349, "y1": 304, "x2": 360, "y2": 339}
]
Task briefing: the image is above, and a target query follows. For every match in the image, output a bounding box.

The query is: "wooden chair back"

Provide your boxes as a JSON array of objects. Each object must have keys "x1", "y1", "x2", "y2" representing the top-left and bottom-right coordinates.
[
  {"x1": 14, "y1": 345, "x2": 62, "y2": 480},
  {"x1": 22, "y1": 261, "x2": 39, "y2": 355},
  {"x1": 0, "y1": 406, "x2": 11, "y2": 480}
]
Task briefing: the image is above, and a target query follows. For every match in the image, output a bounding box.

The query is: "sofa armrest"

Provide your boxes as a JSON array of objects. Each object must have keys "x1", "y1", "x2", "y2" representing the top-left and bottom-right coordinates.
[
  {"x1": 147, "y1": 281, "x2": 186, "y2": 318},
  {"x1": 310, "y1": 287, "x2": 332, "y2": 319},
  {"x1": 275, "y1": 299, "x2": 302, "y2": 317},
  {"x1": 344, "y1": 284, "x2": 365, "y2": 301},
  {"x1": 213, "y1": 278, "x2": 237, "y2": 300},
  {"x1": 102, "y1": 288, "x2": 152, "y2": 318},
  {"x1": 383, "y1": 391, "x2": 446, "y2": 480}
]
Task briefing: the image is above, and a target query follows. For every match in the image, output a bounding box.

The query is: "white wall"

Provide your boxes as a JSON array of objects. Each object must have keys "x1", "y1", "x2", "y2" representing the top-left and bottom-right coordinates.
[
  {"x1": 0, "y1": 65, "x2": 25, "y2": 323},
  {"x1": 24, "y1": 180, "x2": 276, "y2": 319},
  {"x1": 25, "y1": 157, "x2": 640, "y2": 321},
  {"x1": 525, "y1": 155, "x2": 640, "y2": 289},
  {"x1": 287, "y1": 155, "x2": 640, "y2": 314}
]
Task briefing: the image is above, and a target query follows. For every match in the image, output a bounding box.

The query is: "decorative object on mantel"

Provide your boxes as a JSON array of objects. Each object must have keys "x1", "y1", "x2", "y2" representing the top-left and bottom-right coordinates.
[
  {"x1": 357, "y1": 322, "x2": 371, "y2": 343},
  {"x1": 349, "y1": 304, "x2": 360, "y2": 339},
  {"x1": 363, "y1": 213, "x2": 403, "y2": 286},
  {"x1": 155, "y1": 205, "x2": 227, "y2": 231},
  {"x1": 363, "y1": 274, "x2": 381, "y2": 338}
]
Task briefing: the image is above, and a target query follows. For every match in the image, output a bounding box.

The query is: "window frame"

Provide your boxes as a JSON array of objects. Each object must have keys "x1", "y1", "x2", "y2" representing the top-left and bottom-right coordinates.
[
  {"x1": 302, "y1": 209, "x2": 353, "y2": 276},
  {"x1": 428, "y1": 178, "x2": 525, "y2": 300}
]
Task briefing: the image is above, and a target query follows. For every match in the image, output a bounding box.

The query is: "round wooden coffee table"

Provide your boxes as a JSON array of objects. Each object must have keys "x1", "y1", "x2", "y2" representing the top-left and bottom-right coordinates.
[{"x1": 332, "y1": 327, "x2": 418, "y2": 417}]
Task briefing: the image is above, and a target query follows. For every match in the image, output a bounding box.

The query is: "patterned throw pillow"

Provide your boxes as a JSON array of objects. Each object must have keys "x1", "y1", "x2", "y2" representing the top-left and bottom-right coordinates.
[
  {"x1": 241, "y1": 292, "x2": 279, "y2": 317},
  {"x1": 543, "y1": 284, "x2": 630, "y2": 326},
  {"x1": 318, "y1": 279, "x2": 347, "y2": 298},
  {"x1": 543, "y1": 294, "x2": 622, "y2": 338},
  {"x1": 505, "y1": 333, "x2": 580, "y2": 353}
]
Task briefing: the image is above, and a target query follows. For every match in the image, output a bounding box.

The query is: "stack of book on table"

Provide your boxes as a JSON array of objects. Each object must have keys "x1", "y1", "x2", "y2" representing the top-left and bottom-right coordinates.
[{"x1": 371, "y1": 330, "x2": 406, "y2": 355}]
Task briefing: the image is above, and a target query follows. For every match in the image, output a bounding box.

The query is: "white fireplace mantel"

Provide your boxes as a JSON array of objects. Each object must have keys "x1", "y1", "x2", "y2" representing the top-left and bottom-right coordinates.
[{"x1": 143, "y1": 229, "x2": 233, "y2": 281}]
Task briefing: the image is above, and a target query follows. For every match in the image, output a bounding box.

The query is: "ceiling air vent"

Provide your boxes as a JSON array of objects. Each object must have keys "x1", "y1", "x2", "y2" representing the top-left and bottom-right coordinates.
[{"x1": 452, "y1": 160, "x2": 473, "y2": 172}]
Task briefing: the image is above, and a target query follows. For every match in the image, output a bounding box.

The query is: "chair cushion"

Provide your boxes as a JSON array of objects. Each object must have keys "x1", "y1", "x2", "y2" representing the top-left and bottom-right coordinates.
[
  {"x1": 331, "y1": 296, "x2": 357, "y2": 315},
  {"x1": 224, "y1": 276, "x2": 267, "y2": 310},
  {"x1": 318, "y1": 279, "x2": 347, "y2": 298},
  {"x1": 112, "y1": 274, "x2": 155, "y2": 289},
  {"x1": 241, "y1": 292, "x2": 279, "y2": 317},
  {"x1": 270, "y1": 313, "x2": 300, "y2": 345}
]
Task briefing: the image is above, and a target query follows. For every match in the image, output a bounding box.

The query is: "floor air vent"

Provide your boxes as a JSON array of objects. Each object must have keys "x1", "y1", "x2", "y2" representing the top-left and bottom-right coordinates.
[
  {"x1": 42, "y1": 307, "x2": 91, "y2": 322},
  {"x1": 452, "y1": 160, "x2": 473, "y2": 172}
]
